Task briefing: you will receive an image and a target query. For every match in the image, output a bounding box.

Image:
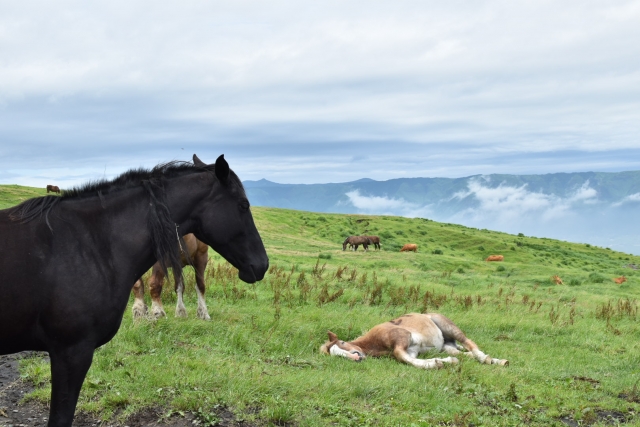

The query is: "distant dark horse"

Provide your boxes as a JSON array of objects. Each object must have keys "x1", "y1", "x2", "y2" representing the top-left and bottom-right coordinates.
[
  {"x1": 132, "y1": 233, "x2": 211, "y2": 320},
  {"x1": 342, "y1": 235, "x2": 371, "y2": 251},
  {"x1": 46, "y1": 184, "x2": 60, "y2": 194},
  {"x1": 364, "y1": 235, "x2": 381, "y2": 250},
  {"x1": 0, "y1": 154, "x2": 269, "y2": 427}
]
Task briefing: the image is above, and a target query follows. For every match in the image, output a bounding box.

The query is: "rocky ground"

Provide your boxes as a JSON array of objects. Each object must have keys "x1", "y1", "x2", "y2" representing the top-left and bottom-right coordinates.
[{"x1": 0, "y1": 353, "x2": 256, "y2": 427}]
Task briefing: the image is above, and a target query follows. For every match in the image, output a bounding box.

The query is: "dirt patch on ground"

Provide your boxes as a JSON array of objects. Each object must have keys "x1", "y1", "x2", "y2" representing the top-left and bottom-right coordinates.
[{"x1": 0, "y1": 353, "x2": 259, "y2": 427}]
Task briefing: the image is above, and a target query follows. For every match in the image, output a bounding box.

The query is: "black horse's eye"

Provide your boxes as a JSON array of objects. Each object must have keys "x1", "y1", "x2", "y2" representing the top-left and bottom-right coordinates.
[{"x1": 239, "y1": 200, "x2": 250, "y2": 211}]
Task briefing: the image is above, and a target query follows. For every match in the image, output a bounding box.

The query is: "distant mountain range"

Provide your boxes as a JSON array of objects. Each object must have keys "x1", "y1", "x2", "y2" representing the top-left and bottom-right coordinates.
[{"x1": 244, "y1": 171, "x2": 640, "y2": 255}]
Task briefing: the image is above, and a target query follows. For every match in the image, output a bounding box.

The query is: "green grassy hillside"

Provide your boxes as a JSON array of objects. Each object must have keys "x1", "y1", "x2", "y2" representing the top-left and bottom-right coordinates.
[
  {"x1": 0, "y1": 184, "x2": 48, "y2": 209},
  {"x1": 3, "y1": 185, "x2": 640, "y2": 426}
]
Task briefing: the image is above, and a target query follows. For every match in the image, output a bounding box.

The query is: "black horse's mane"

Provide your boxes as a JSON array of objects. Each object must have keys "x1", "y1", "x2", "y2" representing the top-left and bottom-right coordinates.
[{"x1": 8, "y1": 160, "x2": 244, "y2": 277}]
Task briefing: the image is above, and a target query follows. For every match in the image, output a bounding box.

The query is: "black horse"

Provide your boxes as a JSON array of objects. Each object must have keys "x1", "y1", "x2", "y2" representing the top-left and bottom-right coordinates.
[{"x1": 0, "y1": 154, "x2": 269, "y2": 427}]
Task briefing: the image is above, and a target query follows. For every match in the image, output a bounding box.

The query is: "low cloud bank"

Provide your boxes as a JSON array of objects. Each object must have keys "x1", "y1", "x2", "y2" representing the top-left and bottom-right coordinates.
[
  {"x1": 345, "y1": 190, "x2": 433, "y2": 218},
  {"x1": 450, "y1": 179, "x2": 598, "y2": 225}
]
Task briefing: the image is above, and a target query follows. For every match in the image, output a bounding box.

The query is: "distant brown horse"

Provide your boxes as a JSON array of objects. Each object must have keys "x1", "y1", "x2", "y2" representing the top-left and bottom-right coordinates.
[
  {"x1": 485, "y1": 255, "x2": 504, "y2": 262},
  {"x1": 342, "y1": 235, "x2": 371, "y2": 251},
  {"x1": 132, "y1": 233, "x2": 211, "y2": 320},
  {"x1": 400, "y1": 243, "x2": 418, "y2": 252},
  {"x1": 46, "y1": 185, "x2": 60, "y2": 194},
  {"x1": 364, "y1": 235, "x2": 381, "y2": 250}
]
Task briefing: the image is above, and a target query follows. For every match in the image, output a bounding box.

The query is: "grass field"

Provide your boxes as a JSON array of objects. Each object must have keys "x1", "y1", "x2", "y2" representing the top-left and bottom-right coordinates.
[{"x1": 3, "y1": 185, "x2": 640, "y2": 426}]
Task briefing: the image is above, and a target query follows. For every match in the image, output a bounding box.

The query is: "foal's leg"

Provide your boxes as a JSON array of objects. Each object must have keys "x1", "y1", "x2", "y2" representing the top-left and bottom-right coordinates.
[
  {"x1": 131, "y1": 278, "x2": 148, "y2": 318},
  {"x1": 391, "y1": 331, "x2": 458, "y2": 369},
  {"x1": 148, "y1": 266, "x2": 167, "y2": 318},
  {"x1": 429, "y1": 314, "x2": 508, "y2": 366},
  {"x1": 393, "y1": 346, "x2": 458, "y2": 369},
  {"x1": 193, "y1": 251, "x2": 211, "y2": 320},
  {"x1": 47, "y1": 343, "x2": 95, "y2": 427}
]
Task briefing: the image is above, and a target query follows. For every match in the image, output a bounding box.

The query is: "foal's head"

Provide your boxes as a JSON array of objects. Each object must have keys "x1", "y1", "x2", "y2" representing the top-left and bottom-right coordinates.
[{"x1": 320, "y1": 331, "x2": 365, "y2": 362}]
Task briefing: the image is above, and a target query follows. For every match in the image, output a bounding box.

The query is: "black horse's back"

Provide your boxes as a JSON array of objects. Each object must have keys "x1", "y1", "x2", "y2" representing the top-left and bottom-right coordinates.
[{"x1": 0, "y1": 154, "x2": 268, "y2": 427}]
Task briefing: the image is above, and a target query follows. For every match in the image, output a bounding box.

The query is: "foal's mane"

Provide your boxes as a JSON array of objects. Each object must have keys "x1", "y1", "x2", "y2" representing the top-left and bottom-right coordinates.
[{"x1": 8, "y1": 160, "x2": 244, "y2": 277}]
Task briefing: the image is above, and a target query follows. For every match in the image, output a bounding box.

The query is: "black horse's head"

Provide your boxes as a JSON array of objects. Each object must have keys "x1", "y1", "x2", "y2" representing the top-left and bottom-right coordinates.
[{"x1": 189, "y1": 154, "x2": 269, "y2": 283}]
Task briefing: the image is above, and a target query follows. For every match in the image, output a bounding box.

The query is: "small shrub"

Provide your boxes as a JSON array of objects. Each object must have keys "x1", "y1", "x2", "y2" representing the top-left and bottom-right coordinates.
[
  {"x1": 588, "y1": 272, "x2": 605, "y2": 283},
  {"x1": 456, "y1": 267, "x2": 465, "y2": 274},
  {"x1": 518, "y1": 233, "x2": 525, "y2": 237},
  {"x1": 395, "y1": 230, "x2": 405, "y2": 236},
  {"x1": 318, "y1": 253, "x2": 332, "y2": 260},
  {"x1": 432, "y1": 249, "x2": 443, "y2": 255},
  {"x1": 496, "y1": 266, "x2": 506, "y2": 272},
  {"x1": 568, "y1": 278, "x2": 582, "y2": 287},
  {"x1": 478, "y1": 246, "x2": 485, "y2": 251}
]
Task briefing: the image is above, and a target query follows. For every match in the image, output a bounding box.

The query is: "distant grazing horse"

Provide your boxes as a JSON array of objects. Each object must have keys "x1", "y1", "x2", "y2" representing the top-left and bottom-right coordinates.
[
  {"x1": 46, "y1": 184, "x2": 60, "y2": 194},
  {"x1": 400, "y1": 243, "x2": 418, "y2": 252},
  {"x1": 342, "y1": 235, "x2": 371, "y2": 251},
  {"x1": 614, "y1": 276, "x2": 627, "y2": 284},
  {"x1": 132, "y1": 233, "x2": 210, "y2": 320},
  {"x1": 321, "y1": 313, "x2": 508, "y2": 369},
  {"x1": 0, "y1": 154, "x2": 269, "y2": 427},
  {"x1": 485, "y1": 255, "x2": 504, "y2": 262},
  {"x1": 551, "y1": 275, "x2": 563, "y2": 285},
  {"x1": 364, "y1": 235, "x2": 381, "y2": 250}
]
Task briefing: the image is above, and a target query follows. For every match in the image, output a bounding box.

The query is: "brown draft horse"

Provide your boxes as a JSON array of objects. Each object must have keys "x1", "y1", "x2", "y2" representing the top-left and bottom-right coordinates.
[
  {"x1": 342, "y1": 235, "x2": 371, "y2": 251},
  {"x1": 46, "y1": 184, "x2": 61, "y2": 194},
  {"x1": 131, "y1": 233, "x2": 210, "y2": 320},
  {"x1": 321, "y1": 313, "x2": 508, "y2": 369}
]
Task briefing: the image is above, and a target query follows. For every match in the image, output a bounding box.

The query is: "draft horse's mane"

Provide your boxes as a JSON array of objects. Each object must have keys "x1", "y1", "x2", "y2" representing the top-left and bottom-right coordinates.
[{"x1": 7, "y1": 160, "x2": 244, "y2": 277}]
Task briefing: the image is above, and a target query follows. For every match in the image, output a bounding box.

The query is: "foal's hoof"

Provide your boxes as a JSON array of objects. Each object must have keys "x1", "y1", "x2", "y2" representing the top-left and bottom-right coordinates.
[
  {"x1": 175, "y1": 307, "x2": 188, "y2": 318},
  {"x1": 496, "y1": 359, "x2": 509, "y2": 366}
]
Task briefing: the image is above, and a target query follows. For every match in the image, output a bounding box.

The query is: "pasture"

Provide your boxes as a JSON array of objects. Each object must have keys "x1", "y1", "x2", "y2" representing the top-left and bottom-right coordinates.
[{"x1": 3, "y1": 186, "x2": 640, "y2": 426}]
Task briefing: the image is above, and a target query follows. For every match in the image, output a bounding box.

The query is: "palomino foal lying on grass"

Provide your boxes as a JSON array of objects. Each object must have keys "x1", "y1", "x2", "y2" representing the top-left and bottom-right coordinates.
[{"x1": 320, "y1": 313, "x2": 508, "y2": 369}]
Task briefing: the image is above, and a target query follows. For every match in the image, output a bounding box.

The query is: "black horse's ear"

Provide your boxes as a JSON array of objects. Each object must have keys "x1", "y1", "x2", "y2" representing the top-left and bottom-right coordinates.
[
  {"x1": 193, "y1": 154, "x2": 206, "y2": 167},
  {"x1": 215, "y1": 154, "x2": 230, "y2": 185}
]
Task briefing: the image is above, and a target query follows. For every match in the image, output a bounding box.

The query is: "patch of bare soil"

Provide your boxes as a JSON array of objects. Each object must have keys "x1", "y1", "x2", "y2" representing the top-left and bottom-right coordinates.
[
  {"x1": 559, "y1": 409, "x2": 634, "y2": 426},
  {"x1": 0, "y1": 353, "x2": 259, "y2": 427}
]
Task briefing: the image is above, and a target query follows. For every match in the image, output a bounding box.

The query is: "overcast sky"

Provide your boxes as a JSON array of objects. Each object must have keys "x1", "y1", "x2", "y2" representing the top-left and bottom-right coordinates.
[{"x1": 1, "y1": 0, "x2": 639, "y2": 189}]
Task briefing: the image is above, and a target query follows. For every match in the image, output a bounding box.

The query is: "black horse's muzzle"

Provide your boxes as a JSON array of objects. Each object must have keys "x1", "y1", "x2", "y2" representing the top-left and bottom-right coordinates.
[{"x1": 238, "y1": 260, "x2": 269, "y2": 283}]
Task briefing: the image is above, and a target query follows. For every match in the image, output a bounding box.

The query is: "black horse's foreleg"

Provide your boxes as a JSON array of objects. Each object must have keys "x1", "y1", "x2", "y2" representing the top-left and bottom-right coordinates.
[{"x1": 48, "y1": 344, "x2": 95, "y2": 427}]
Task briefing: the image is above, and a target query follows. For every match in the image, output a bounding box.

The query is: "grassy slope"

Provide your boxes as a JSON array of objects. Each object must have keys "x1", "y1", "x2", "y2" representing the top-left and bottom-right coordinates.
[
  {"x1": 3, "y1": 185, "x2": 640, "y2": 426},
  {"x1": 0, "y1": 184, "x2": 48, "y2": 209}
]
